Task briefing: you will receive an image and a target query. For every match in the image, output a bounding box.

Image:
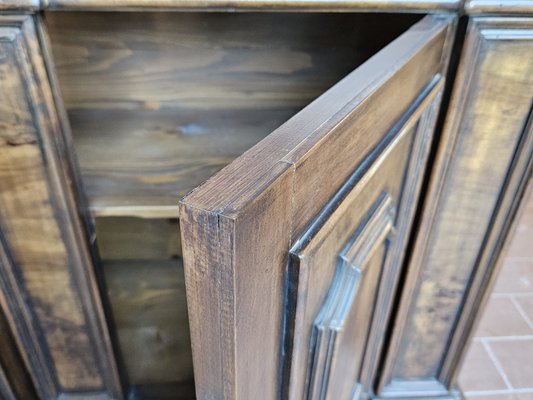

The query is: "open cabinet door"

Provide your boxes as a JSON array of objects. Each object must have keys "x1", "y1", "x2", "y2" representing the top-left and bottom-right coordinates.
[{"x1": 180, "y1": 15, "x2": 455, "y2": 400}]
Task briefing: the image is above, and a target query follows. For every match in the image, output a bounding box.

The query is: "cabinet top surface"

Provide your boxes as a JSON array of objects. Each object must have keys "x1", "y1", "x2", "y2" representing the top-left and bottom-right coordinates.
[
  {"x1": 3, "y1": 0, "x2": 533, "y2": 15},
  {"x1": 465, "y1": 0, "x2": 533, "y2": 14},
  {"x1": 3, "y1": 0, "x2": 460, "y2": 12}
]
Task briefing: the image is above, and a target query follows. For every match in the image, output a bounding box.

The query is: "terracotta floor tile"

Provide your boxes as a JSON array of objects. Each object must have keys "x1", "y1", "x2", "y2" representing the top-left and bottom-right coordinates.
[
  {"x1": 489, "y1": 340, "x2": 533, "y2": 389},
  {"x1": 476, "y1": 297, "x2": 532, "y2": 337},
  {"x1": 458, "y1": 341, "x2": 508, "y2": 391},
  {"x1": 464, "y1": 394, "x2": 533, "y2": 400},
  {"x1": 493, "y1": 259, "x2": 533, "y2": 294},
  {"x1": 507, "y1": 227, "x2": 533, "y2": 259}
]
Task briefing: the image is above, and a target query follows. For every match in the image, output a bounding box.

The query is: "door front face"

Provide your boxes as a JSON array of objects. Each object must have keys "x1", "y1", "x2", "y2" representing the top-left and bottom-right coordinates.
[{"x1": 180, "y1": 15, "x2": 454, "y2": 400}]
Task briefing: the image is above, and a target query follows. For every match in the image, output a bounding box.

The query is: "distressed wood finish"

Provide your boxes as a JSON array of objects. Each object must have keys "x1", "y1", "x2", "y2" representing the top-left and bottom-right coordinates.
[
  {"x1": 302, "y1": 194, "x2": 396, "y2": 400},
  {"x1": 103, "y1": 259, "x2": 194, "y2": 391},
  {"x1": 286, "y1": 83, "x2": 444, "y2": 400},
  {"x1": 465, "y1": 0, "x2": 533, "y2": 14},
  {"x1": 94, "y1": 217, "x2": 194, "y2": 393},
  {"x1": 45, "y1": 12, "x2": 419, "y2": 218},
  {"x1": 379, "y1": 17, "x2": 533, "y2": 399},
  {"x1": 39, "y1": 0, "x2": 459, "y2": 12},
  {"x1": 180, "y1": 16, "x2": 453, "y2": 400},
  {"x1": 0, "y1": 307, "x2": 37, "y2": 400},
  {"x1": 0, "y1": 15, "x2": 122, "y2": 399}
]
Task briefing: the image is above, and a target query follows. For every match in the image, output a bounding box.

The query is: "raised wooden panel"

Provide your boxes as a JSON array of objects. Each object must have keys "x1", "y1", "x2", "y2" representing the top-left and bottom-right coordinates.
[
  {"x1": 297, "y1": 193, "x2": 396, "y2": 400},
  {"x1": 0, "y1": 15, "x2": 122, "y2": 399},
  {"x1": 286, "y1": 81, "x2": 444, "y2": 400},
  {"x1": 180, "y1": 16, "x2": 453, "y2": 400},
  {"x1": 44, "y1": 12, "x2": 419, "y2": 218},
  {"x1": 379, "y1": 17, "x2": 533, "y2": 398}
]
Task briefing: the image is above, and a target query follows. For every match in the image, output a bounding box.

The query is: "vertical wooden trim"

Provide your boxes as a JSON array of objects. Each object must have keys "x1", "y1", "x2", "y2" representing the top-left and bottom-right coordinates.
[
  {"x1": 378, "y1": 17, "x2": 533, "y2": 398},
  {"x1": 441, "y1": 109, "x2": 533, "y2": 386},
  {"x1": 0, "y1": 15, "x2": 123, "y2": 399},
  {"x1": 0, "y1": 306, "x2": 37, "y2": 400}
]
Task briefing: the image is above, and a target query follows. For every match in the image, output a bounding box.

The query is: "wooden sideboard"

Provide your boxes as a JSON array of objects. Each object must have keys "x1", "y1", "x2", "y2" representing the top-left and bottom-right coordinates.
[{"x1": 0, "y1": 1, "x2": 531, "y2": 399}]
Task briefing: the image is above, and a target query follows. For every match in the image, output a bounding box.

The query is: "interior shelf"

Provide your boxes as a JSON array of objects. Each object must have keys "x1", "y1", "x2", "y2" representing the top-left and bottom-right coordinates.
[{"x1": 45, "y1": 11, "x2": 420, "y2": 218}]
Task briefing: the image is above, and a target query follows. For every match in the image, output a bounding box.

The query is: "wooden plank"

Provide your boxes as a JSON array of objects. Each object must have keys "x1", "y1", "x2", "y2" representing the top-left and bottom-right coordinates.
[
  {"x1": 465, "y1": 0, "x2": 533, "y2": 15},
  {"x1": 378, "y1": 17, "x2": 533, "y2": 397},
  {"x1": 40, "y1": 0, "x2": 459, "y2": 12},
  {"x1": 93, "y1": 216, "x2": 194, "y2": 392},
  {"x1": 0, "y1": 0, "x2": 39, "y2": 10},
  {"x1": 44, "y1": 12, "x2": 420, "y2": 217},
  {"x1": 0, "y1": 15, "x2": 122, "y2": 399},
  {"x1": 180, "y1": 15, "x2": 452, "y2": 400},
  {"x1": 103, "y1": 259, "x2": 193, "y2": 387},
  {"x1": 95, "y1": 217, "x2": 182, "y2": 260}
]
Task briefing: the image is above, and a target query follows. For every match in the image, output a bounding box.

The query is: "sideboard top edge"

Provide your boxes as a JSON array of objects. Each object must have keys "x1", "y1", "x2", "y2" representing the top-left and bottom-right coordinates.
[
  {"x1": 3, "y1": 0, "x2": 459, "y2": 13},
  {"x1": 465, "y1": 0, "x2": 533, "y2": 15}
]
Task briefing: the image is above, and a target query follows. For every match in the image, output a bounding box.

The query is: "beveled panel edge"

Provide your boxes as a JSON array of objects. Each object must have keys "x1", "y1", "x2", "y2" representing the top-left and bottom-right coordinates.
[{"x1": 305, "y1": 192, "x2": 396, "y2": 400}]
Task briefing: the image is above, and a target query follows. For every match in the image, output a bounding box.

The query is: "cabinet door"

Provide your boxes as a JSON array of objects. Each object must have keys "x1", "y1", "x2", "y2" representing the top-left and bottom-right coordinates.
[
  {"x1": 0, "y1": 15, "x2": 122, "y2": 399},
  {"x1": 378, "y1": 17, "x2": 533, "y2": 399},
  {"x1": 180, "y1": 15, "x2": 455, "y2": 400}
]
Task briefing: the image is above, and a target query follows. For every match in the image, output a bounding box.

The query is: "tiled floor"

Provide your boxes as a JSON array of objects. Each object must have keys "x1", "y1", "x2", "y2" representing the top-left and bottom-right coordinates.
[{"x1": 458, "y1": 187, "x2": 533, "y2": 399}]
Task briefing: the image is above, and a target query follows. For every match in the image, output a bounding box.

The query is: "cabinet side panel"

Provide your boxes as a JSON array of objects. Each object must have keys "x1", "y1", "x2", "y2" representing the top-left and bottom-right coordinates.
[
  {"x1": 380, "y1": 17, "x2": 533, "y2": 394},
  {"x1": 0, "y1": 15, "x2": 122, "y2": 399}
]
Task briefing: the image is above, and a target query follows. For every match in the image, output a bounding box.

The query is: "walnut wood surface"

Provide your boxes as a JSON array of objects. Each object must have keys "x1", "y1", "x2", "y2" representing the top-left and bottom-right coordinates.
[
  {"x1": 11, "y1": 0, "x2": 461, "y2": 12},
  {"x1": 180, "y1": 15, "x2": 452, "y2": 400},
  {"x1": 379, "y1": 17, "x2": 533, "y2": 398},
  {"x1": 0, "y1": 15, "x2": 122, "y2": 399},
  {"x1": 286, "y1": 82, "x2": 444, "y2": 400},
  {"x1": 94, "y1": 217, "x2": 194, "y2": 392},
  {"x1": 103, "y1": 259, "x2": 193, "y2": 387},
  {"x1": 465, "y1": 0, "x2": 533, "y2": 14},
  {"x1": 0, "y1": 308, "x2": 37, "y2": 400},
  {"x1": 45, "y1": 12, "x2": 419, "y2": 218}
]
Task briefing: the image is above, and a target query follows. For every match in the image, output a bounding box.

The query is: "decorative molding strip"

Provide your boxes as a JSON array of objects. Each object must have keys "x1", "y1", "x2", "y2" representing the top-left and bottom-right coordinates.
[{"x1": 306, "y1": 193, "x2": 395, "y2": 400}]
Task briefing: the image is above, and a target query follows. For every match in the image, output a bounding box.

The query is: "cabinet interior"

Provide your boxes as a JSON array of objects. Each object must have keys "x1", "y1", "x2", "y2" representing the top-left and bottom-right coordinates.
[{"x1": 44, "y1": 11, "x2": 421, "y2": 398}]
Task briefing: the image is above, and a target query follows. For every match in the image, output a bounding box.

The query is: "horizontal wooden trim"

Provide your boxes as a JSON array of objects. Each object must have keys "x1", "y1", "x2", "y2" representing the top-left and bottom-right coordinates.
[
  {"x1": 465, "y1": 0, "x2": 533, "y2": 15},
  {"x1": 2, "y1": 0, "x2": 460, "y2": 12}
]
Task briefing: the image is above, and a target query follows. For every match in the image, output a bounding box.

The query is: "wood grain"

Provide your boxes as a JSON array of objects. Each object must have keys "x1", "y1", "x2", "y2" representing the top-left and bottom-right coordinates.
[
  {"x1": 379, "y1": 17, "x2": 533, "y2": 397},
  {"x1": 180, "y1": 15, "x2": 451, "y2": 400},
  {"x1": 286, "y1": 81, "x2": 444, "y2": 400},
  {"x1": 94, "y1": 216, "x2": 194, "y2": 392},
  {"x1": 95, "y1": 217, "x2": 182, "y2": 260},
  {"x1": 465, "y1": 0, "x2": 533, "y2": 14},
  {"x1": 44, "y1": 12, "x2": 419, "y2": 217},
  {"x1": 0, "y1": 307, "x2": 37, "y2": 400},
  {"x1": 103, "y1": 259, "x2": 193, "y2": 386},
  {"x1": 39, "y1": 0, "x2": 459, "y2": 12},
  {"x1": 0, "y1": 15, "x2": 122, "y2": 399}
]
